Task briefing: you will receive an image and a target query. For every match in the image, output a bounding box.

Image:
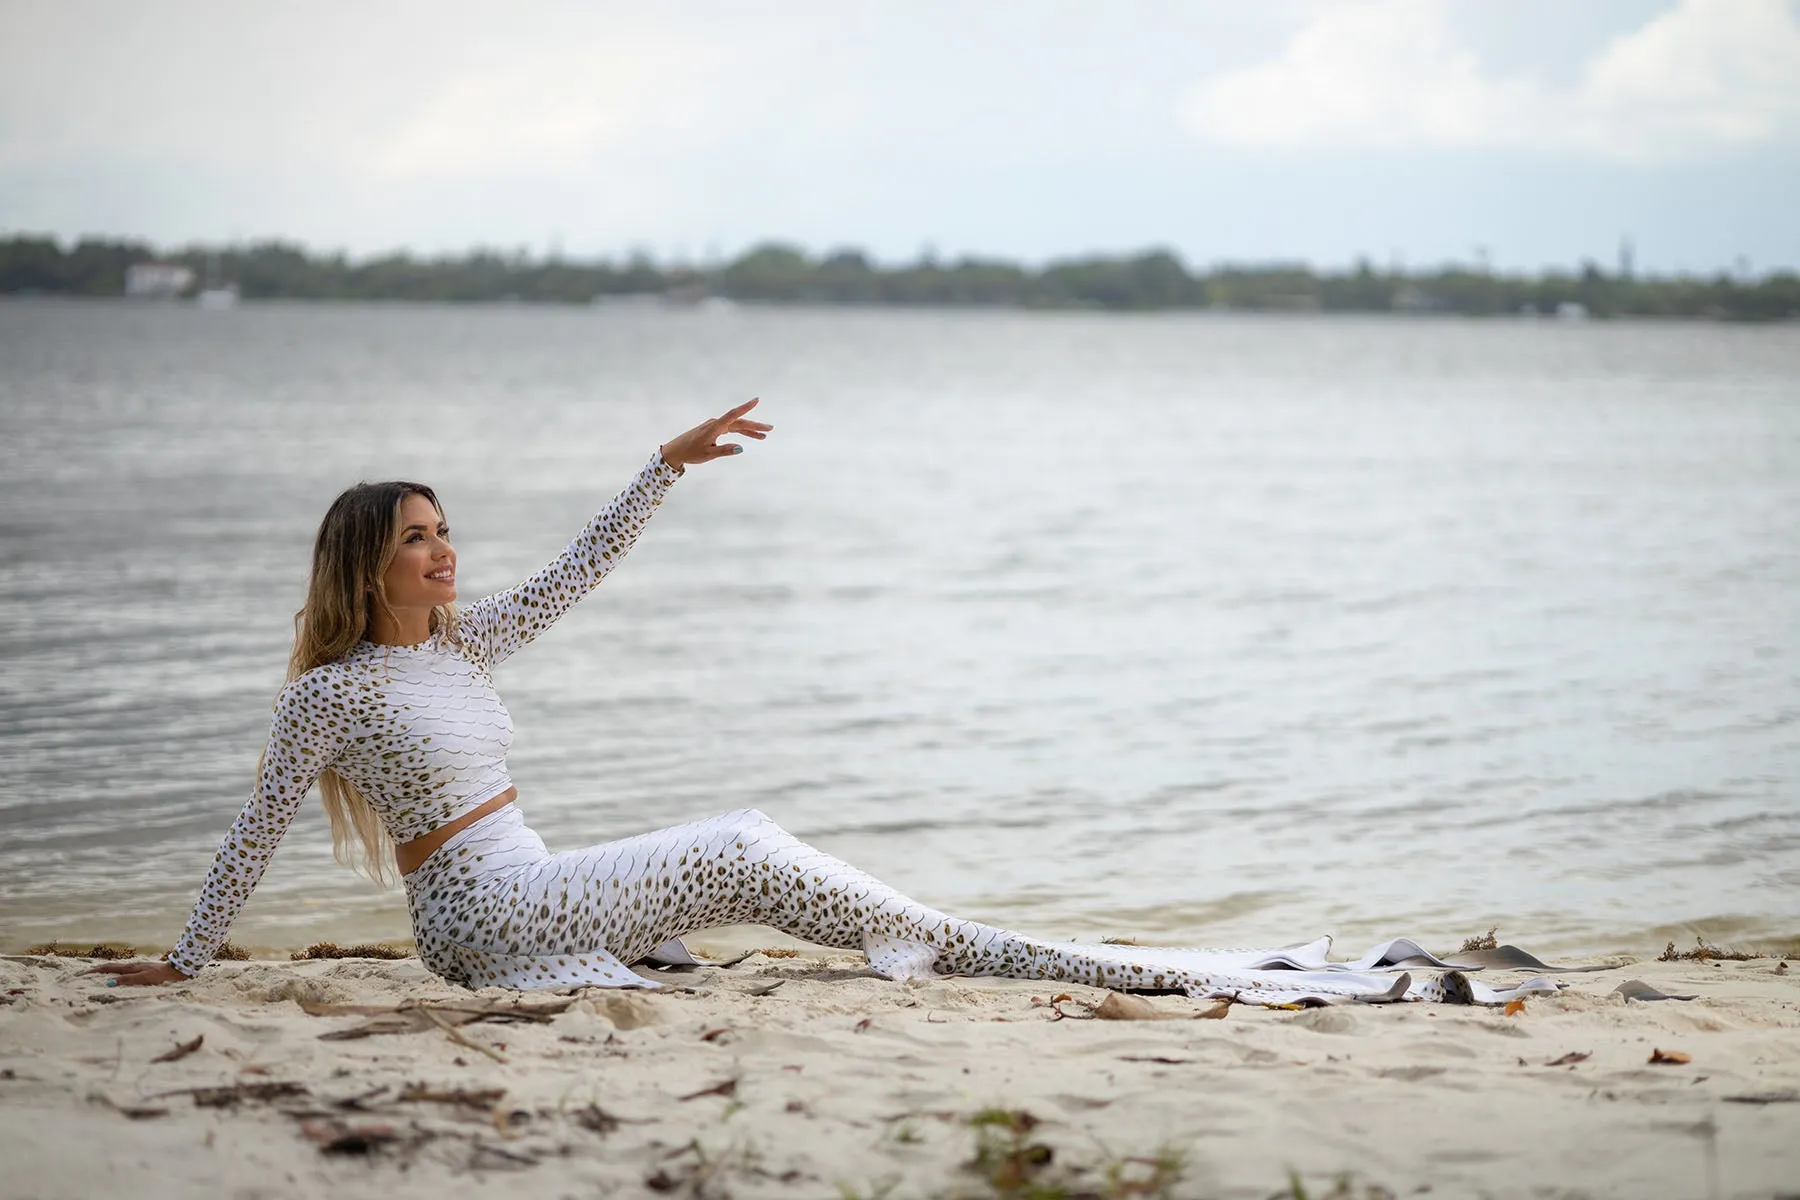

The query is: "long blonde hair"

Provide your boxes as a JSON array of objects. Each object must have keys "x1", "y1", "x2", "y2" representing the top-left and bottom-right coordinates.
[{"x1": 284, "y1": 479, "x2": 458, "y2": 885}]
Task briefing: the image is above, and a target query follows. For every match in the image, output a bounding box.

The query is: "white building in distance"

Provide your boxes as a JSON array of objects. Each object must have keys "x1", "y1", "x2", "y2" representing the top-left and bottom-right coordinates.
[{"x1": 125, "y1": 262, "x2": 194, "y2": 298}]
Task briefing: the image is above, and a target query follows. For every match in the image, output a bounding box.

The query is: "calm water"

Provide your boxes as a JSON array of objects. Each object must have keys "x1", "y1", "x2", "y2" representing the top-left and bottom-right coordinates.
[{"x1": 1, "y1": 299, "x2": 1796, "y2": 958}]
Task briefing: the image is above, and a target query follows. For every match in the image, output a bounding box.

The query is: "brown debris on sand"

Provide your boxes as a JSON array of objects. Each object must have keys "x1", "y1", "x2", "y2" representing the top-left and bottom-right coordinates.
[
  {"x1": 149, "y1": 1035, "x2": 204, "y2": 1063},
  {"x1": 1459, "y1": 929, "x2": 1499, "y2": 953},
  {"x1": 1658, "y1": 938, "x2": 1761, "y2": 962},
  {"x1": 24, "y1": 942, "x2": 139, "y2": 960},
  {"x1": 1036, "y1": 991, "x2": 1229, "y2": 1022},
  {"x1": 289, "y1": 942, "x2": 414, "y2": 961}
]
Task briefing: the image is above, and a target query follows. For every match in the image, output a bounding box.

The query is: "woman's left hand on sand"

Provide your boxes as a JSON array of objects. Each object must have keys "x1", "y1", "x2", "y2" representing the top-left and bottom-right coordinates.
[{"x1": 84, "y1": 960, "x2": 189, "y2": 987}]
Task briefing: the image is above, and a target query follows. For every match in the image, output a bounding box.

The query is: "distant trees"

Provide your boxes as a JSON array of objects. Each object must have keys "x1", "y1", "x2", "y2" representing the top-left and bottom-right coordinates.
[{"x1": 1, "y1": 234, "x2": 1795, "y2": 321}]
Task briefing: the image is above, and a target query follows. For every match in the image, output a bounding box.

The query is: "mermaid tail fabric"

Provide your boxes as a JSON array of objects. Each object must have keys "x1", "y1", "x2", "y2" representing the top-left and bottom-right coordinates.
[{"x1": 401, "y1": 806, "x2": 1556, "y2": 1006}]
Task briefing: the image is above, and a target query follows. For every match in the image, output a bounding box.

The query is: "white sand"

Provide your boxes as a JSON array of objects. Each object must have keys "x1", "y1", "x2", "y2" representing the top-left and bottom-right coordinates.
[{"x1": 1, "y1": 935, "x2": 1797, "y2": 1199}]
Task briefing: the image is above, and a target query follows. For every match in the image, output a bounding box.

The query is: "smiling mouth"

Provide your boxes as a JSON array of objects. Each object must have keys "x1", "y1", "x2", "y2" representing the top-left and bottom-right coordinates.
[{"x1": 427, "y1": 569, "x2": 455, "y2": 582}]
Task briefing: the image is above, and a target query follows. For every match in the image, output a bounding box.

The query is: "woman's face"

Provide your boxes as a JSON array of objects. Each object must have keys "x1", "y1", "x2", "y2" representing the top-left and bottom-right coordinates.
[{"x1": 381, "y1": 492, "x2": 457, "y2": 612}]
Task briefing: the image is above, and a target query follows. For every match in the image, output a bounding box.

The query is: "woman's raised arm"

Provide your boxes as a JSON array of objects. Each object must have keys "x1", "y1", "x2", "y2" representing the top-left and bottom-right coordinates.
[{"x1": 458, "y1": 399, "x2": 770, "y2": 666}]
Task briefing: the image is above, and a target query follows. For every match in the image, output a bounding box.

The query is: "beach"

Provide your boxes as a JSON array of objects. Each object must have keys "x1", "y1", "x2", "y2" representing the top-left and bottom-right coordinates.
[
  {"x1": 3, "y1": 932, "x2": 1797, "y2": 1200},
  {"x1": 2, "y1": 306, "x2": 1796, "y2": 1197}
]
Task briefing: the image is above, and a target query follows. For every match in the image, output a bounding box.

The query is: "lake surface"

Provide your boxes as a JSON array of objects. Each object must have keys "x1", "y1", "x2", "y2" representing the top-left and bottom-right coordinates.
[{"x1": 1, "y1": 299, "x2": 1796, "y2": 959}]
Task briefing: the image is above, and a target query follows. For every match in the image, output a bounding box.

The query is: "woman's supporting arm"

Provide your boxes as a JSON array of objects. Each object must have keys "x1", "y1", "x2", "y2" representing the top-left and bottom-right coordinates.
[
  {"x1": 163, "y1": 674, "x2": 351, "y2": 976},
  {"x1": 458, "y1": 451, "x2": 682, "y2": 667}
]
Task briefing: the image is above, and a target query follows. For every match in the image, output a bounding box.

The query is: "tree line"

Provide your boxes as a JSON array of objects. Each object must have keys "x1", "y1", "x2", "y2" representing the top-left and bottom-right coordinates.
[{"x1": 3, "y1": 234, "x2": 1796, "y2": 321}]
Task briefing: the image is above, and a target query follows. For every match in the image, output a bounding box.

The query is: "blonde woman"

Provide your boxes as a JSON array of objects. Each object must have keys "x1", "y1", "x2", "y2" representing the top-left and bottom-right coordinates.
[{"x1": 91, "y1": 399, "x2": 1549, "y2": 1006}]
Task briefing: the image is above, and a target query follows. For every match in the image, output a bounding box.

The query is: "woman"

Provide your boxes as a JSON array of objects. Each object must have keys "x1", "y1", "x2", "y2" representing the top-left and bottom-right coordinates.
[{"x1": 93, "y1": 399, "x2": 1548, "y2": 1005}]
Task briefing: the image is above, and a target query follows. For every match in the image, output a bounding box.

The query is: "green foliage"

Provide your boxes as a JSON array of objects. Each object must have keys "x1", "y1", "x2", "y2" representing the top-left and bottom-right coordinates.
[
  {"x1": 3, "y1": 234, "x2": 1795, "y2": 320},
  {"x1": 1283, "y1": 1171, "x2": 1397, "y2": 1200}
]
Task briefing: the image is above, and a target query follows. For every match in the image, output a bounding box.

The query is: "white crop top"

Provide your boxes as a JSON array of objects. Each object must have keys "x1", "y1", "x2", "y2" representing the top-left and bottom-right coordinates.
[{"x1": 166, "y1": 452, "x2": 681, "y2": 975}]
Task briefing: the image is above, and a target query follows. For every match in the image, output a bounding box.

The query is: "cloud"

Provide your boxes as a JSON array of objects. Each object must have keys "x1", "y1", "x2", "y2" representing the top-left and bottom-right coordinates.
[
  {"x1": 1182, "y1": 0, "x2": 1800, "y2": 161},
  {"x1": 0, "y1": 4, "x2": 747, "y2": 178},
  {"x1": 366, "y1": 40, "x2": 729, "y2": 180}
]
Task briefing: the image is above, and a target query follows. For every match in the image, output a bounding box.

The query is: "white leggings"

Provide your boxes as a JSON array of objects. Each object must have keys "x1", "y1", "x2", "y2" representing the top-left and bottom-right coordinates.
[{"x1": 400, "y1": 805, "x2": 1554, "y2": 1005}]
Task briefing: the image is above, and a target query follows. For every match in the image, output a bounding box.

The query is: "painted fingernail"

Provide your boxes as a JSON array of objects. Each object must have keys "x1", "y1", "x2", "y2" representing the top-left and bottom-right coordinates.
[
  {"x1": 106, "y1": 978, "x2": 119, "y2": 987},
  {"x1": 730, "y1": 444, "x2": 743, "y2": 454}
]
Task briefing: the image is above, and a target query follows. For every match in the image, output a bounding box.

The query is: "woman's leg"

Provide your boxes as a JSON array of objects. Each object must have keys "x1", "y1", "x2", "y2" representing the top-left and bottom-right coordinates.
[{"x1": 424, "y1": 808, "x2": 1430, "y2": 1001}]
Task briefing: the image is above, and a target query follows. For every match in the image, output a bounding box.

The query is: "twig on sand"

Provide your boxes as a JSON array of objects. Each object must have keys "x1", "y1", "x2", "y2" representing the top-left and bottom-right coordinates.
[
  {"x1": 149, "y1": 1035, "x2": 204, "y2": 1063},
  {"x1": 152, "y1": 1080, "x2": 310, "y2": 1107},
  {"x1": 417, "y1": 1005, "x2": 508, "y2": 1063},
  {"x1": 678, "y1": 1077, "x2": 740, "y2": 1102}
]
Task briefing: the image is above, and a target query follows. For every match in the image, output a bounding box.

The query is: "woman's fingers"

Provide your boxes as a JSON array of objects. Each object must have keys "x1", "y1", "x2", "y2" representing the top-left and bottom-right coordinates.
[
  {"x1": 663, "y1": 400, "x2": 768, "y2": 469},
  {"x1": 711, "y1": 398, "x2": 760, "y2": 430}
]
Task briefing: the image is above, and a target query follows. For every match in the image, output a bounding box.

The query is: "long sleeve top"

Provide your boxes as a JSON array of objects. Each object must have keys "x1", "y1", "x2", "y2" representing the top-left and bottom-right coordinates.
[{"x1": 165, "y1": 452, "x2": 681, "y2": 975}]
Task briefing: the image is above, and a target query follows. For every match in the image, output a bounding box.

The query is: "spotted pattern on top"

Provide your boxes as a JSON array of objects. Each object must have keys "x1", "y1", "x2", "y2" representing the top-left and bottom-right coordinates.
[
  {"x1": 166, "y1": 453, "x2": 679, "y2": 976},
  {"x1": 399, "y1": 805, "x2": 1557, "y2": 1006}
]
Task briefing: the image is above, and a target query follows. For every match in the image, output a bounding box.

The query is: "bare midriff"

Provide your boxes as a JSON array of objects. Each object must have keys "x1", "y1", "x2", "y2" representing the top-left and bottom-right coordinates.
[{"x1": 395, "y1": 786, "x2": 518, "y2": 877}]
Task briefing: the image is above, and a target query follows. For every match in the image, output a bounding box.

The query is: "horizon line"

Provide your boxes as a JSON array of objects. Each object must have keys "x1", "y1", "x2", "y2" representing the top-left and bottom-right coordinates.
[{"x1": 3, "y1": 229, "x2": 1794, "y2": 283}]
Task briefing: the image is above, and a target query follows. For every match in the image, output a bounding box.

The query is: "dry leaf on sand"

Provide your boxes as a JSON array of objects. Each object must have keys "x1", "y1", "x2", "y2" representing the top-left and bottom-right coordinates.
[{"x1": 149, "y1": 1035, "x2": 203, "y2": 1063}]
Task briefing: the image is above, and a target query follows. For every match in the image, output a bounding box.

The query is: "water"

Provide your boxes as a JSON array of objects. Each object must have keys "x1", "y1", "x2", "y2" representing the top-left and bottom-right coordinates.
[{"x1": 1, "y1": 299, "x2": 1796, "y2": 958}]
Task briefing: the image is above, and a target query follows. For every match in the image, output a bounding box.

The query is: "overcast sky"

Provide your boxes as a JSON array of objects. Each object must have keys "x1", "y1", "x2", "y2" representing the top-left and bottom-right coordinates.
[{"x1": 3, "y1": 0, "x2": 1797, "y2": 273}]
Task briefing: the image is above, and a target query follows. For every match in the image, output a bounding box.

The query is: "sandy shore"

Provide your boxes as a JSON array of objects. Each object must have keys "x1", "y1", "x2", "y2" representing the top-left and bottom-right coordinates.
[{"x1": 1, "y1": 934, "x2": 1796, "y2": 1200}]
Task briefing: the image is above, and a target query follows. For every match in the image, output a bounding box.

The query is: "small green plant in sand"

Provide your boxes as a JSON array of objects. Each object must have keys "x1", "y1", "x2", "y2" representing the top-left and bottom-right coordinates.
[
  {"x1": 289, "y1": 942, "x2": 413, "y2": 961},
  {"x1": 960, "y1": 1107, "x2": 1188, "y2": 1200},
  {"x1": 890, "y1": 1119, "x2": 925, "y2": 1146},
  {"x1": 1096, "y1": 1145, "x2": 1187, "y2": 1199},
  {"x1": 1280, "y1": 1171, "x2": 1396, "y2": 1200},
  {"x1": 967, "y1": 1108, "x2": 1057, "y2": 1198},
  {"x1": 647, "y1": 1136, "x2": 771, "y2": 1199}
]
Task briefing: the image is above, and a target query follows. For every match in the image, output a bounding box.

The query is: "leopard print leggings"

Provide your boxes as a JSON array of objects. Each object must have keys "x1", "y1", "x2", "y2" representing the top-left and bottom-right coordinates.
[{"x1": 401, "y1": 806, "x2": 1554, "y2": 1005}]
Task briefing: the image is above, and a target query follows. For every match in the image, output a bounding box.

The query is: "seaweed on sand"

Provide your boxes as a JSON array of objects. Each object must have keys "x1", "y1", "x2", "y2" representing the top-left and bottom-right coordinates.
[
  {"x1": 290, "y1": 942, "x2": 414, "y2": 961},
  {"x1": 24, "y1": 942, "x2": 139, "y2": 959},
  {"x1": 1658, "y1": 938, "x2": 1762, "y2": 962}
]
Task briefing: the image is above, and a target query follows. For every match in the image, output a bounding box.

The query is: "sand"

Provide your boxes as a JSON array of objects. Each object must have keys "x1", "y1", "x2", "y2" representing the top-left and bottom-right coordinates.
[{"x1": 1, "y1": 933, "x2": 1796, "y2": 1200}]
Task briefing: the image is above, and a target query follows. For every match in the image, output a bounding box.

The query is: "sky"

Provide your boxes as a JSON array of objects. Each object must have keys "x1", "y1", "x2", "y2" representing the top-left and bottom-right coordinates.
[{"x1": 2, "y1": 0, "x2": 1797, "y2": 274}]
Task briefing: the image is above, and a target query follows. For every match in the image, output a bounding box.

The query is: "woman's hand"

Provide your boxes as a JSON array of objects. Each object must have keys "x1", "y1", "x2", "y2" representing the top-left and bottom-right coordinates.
[
  {"x1": 85, "y1": 960, "x2": 191, "y2": 987},
  {"x1": 660, "y1": 398, "x2": 772, "y2": 471}
]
